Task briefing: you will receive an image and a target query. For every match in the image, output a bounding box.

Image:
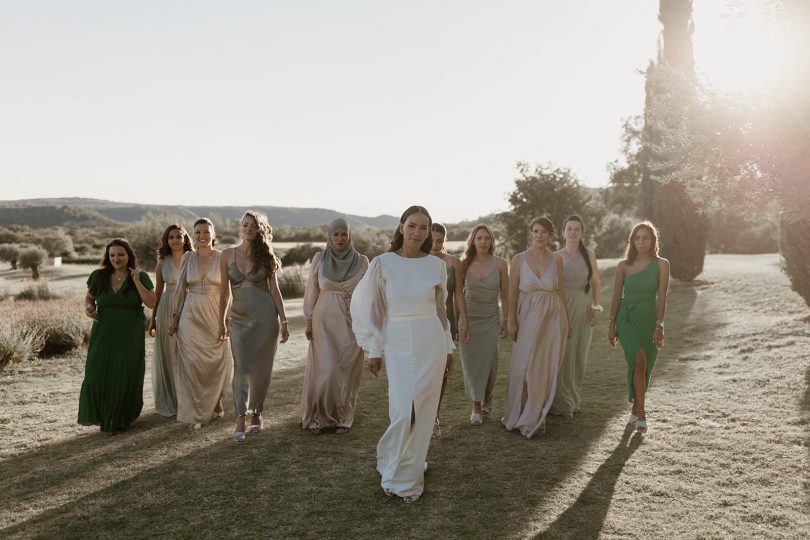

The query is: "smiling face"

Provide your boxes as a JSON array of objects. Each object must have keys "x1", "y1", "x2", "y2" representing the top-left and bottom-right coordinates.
[
  {"x1": 194, "y1": 222, "x2": 214, "y2": 248},
  {"x1": 167, "y1": 227, "x2": 186, "y2": 252},
  {"x1": 240, "y1": 215, "x2": 259, "y2": 242},
  {"x1": 400, "y1": 212, "x2": 430, "y2": 251},
  {"x1": 108, "y1": 245, "x2": 129, "y2": 270},
  {"x1": 430, "y1": 230, "x2": 445, "y2": 255},
  {"x1": 564, "y1": 219, "x2": 583, "y2": 244},
  {"x1": 530, "y1": 223, "x2": 551, "y2": 249},
  {"x1": 331, "y1": 227, "x2": 349, "y2": 251}
]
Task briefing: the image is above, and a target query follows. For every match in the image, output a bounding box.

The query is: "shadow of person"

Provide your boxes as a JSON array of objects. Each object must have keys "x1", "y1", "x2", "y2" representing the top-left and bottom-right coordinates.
[{"x1": 536, "y1": 425, "x2": 644, "y2": 540}]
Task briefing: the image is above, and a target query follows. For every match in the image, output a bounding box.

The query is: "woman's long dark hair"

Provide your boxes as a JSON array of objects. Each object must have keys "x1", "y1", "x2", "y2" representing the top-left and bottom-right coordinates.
[
  {"x1": 242, "y1": 210, "x2": 279, "y2": 275},
  {"x1": 562, "y1": 214, "x2": 593, "y2": 293},
  {"x1": 156, "y1": 224, "x2": 193, "y2": 260},
  {"x1": 389, "y1": 206, "x2": 433, "y2": 254},
  {"x1": 92, "y1": 238, "x2": 137, "y2": 296}
]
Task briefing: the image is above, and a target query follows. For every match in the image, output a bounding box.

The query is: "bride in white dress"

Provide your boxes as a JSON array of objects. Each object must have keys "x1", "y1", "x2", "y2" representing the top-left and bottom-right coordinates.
[{"x1": 351, "y1": 206, "x2": 455, "y2": 503}]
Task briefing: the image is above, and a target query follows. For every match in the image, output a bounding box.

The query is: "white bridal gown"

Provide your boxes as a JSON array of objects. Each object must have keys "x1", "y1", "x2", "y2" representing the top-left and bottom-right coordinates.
[{"x1": 350, "y1": 252, "x2": 455, "y2": 500}]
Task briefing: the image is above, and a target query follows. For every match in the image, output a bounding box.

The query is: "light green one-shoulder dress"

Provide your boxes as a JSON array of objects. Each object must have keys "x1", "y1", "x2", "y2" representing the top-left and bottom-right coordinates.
[{"x1": 615, "y1": 258, "x2": 661, "y2": 402}]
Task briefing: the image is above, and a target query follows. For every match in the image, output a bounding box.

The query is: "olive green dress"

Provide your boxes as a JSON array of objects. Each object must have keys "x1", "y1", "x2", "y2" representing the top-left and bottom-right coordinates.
[
  {"x1": 78, "y1": 270, "x2": 153, "y2": 432},
  {"x1": 459, "y1": 270, "x2": 500, "y2": 402},
  {"x1": 615, "y1": 258, "x2": 661, "y2": 402}
]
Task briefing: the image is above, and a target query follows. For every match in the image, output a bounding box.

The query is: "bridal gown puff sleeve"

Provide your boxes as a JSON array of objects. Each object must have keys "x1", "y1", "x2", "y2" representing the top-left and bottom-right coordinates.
[{"x1": 350, "y1": 252, "x2": 454, "y2": 500}]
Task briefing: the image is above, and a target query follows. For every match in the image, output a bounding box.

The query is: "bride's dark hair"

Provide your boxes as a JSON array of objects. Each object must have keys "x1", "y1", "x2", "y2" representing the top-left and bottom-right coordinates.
[{"x1": 389, "y1": 206, "x2": 433, "y2": 254}]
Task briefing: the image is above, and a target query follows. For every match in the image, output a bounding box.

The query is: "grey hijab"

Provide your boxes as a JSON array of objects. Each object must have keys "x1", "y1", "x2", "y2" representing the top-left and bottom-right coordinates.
[{"x1": 321, "y1": 218, "x2": 363, "y2": 282}]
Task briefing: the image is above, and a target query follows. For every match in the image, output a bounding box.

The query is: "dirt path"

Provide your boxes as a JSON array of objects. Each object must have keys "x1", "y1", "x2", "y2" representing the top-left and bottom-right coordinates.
[{"x1": 0, "y1": 254, "x2": 807, "y2": 538}]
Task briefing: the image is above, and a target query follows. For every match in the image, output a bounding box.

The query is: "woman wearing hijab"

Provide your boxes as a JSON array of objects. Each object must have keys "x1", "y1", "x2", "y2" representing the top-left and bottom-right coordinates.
[{"x1": 301, "y1": 218, "x2": 370, "y2": 434}]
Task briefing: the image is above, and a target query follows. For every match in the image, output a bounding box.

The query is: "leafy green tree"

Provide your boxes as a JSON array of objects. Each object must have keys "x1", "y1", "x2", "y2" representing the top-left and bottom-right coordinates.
[
  {"x1": 0, "y1": 244, "x2": 21, "y2": 269},
  {"x1": 19, "y1": 246, "x2": 47, "y2": 280},
  {"x1": 38, "y1": 228, "x2": 76, "y2": 257},
  {"x1": 500, "y1": 163, "x2": 598, "y2": 256}
]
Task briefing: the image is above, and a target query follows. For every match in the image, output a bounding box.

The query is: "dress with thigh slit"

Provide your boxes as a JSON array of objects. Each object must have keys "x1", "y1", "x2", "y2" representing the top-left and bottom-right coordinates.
[
  {"x1": 615, "y1": 258, "x2": 661, "y2": 402},
  {"x1": 501, "y1": 254, "x2": 568, "y2": 438},
  {"x1": 460, "y1": 269, "x2": 501, "y2": 402},
  {"x1": 350, "y1": 252, "x2": 454, "y2": 500}
]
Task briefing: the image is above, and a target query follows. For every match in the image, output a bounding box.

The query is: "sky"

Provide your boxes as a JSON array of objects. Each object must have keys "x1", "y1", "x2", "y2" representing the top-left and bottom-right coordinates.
[{"x1": 0, "y1": 1, "x2": 782, "y2": 222}]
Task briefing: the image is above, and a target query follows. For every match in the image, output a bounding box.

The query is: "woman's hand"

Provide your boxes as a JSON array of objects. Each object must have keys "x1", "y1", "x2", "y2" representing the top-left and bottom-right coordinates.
[
  {"x1": 148, "y1": 318, "x2": 157, "y2": 337},
  {"x1": 368, "y1": 357, "x2": 382, "y2": 378},
  {"x1": 499, "y1": 321, "x2": 508, "y2": 339},
  {"x1": 459, "y1": 321, "x2": 470, "y2": 344},
  {"x1": 280, "y1": 323, "x2": 289, "y2": 344},
  {"x1": 304, "y1": 320, "x2": 313, "y2": 341},
  {"x1": 589, "y1": 308, "x2": 600, "y2": 327},
  {"x1": 653, "y1": 327, "x2": 664, "y2": 349},
  {"x1": 130, "y1": 267, "x2": 142, "y2": 282},
  {"x1": 608, "y1": 323, "x2": 617, "y2": 347},
  {"x1": 167, "y1": 314, "x2": 179, "y2": 337},
  {"x1": 445, "y1": 353, "x2": 454, "y2": 376},
  {"x1": 84, "y1": 304, "x2": 97, "y2": 320},
  {"x1": 217, "y1": 322, "x2": 228, "y2": 343}
]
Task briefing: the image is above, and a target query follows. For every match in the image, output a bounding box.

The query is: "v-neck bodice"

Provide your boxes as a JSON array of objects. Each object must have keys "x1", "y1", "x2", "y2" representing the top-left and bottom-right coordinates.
[
  {"x1": 228, "y1": 260, "x2": 270, "y2": 291},
  {"x1": 520, "y1": 253, "x2": 558, "y2": 293}
]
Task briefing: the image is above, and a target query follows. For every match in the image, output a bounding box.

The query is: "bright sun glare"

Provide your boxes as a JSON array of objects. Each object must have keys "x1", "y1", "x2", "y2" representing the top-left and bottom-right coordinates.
[{"x1": 693, "y1": 0, "x2": 791, "y2": 96}]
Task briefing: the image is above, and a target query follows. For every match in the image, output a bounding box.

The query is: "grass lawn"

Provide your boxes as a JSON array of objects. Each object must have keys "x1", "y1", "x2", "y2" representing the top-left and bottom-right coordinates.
[{"x1": 0, "y1": 254, "x2": 807, "y2": 538}]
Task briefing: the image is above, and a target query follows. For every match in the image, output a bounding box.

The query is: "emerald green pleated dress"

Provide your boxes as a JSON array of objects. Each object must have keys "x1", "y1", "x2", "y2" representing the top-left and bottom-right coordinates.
[
  {"x1": 78, "y1": 269, "x2": 153, "y2": 432},
  {"x1": 615, "y1": 259, "x2": 660, "y2": 402}
]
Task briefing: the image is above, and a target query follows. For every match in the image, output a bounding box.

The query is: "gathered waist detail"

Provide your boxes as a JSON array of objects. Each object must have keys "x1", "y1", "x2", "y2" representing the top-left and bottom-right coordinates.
[
  {"x1": 520, "y1": 288, "x2": 556, "y2": 295},
  {"x1": 388, "y1": 313, "x2": 436, "y2": 322}
]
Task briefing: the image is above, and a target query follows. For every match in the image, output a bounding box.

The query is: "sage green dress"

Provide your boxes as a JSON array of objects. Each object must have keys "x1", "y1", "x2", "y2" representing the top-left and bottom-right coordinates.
[
  {"x1": 550, "y1": 252, "x2": 594, "y2": 416},
  {"x1": 152, "y1": 259, "x2": 179, "y2": 416},
  {"x1": 615, "y1": 258, "x2": 661, "y2": 402},
  {"x1": 78, "y1": 270, "x2": 153, "y2": 432},
  {"x1": 460, "y1": 270, "x2": 500, "y2": 401}
]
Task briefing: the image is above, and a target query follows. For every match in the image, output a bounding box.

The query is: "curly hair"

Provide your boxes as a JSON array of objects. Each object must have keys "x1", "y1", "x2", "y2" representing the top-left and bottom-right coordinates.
[
  {"x1": 156, "y1": 224, "x2": 193, "y2": 260},
  {"x1": 241, "y1": 210, "x2": 279, "y2": 275}
]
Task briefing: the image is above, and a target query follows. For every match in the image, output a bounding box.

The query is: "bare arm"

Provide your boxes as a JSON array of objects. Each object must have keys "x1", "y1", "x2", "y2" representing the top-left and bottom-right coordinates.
[
  {"x1": 608, "y1": 262, "x2": 625, "y2": 346},
  {"x1": 498, "y1": 257, "x2": 509, "y2": 338},
  {"x1": 269, "y1": 269, "x2": 289, "y2": 344},
  {"x1": 132, "y1": 270, "x2": 156, "y2": 309},
  {"x1": 452, "y1": 257, "x2": 468, "y2": 343},
  {"x1": 507, "y1": 254, "x2": 521, "y2": 341},
  {"x1": 150, "y1": 260, "x2": 166, "y2": 335},
  {"x1": 84, "y1": 291, "x2": 97, "y2": 320},
  {"x1": 218, "y1": 250, "x2": 232, "y2": 342},
  {"x1": 589, "y1": 252, "x2": 602, "y2": 325},
  {"x1": 654, "y1": 259, "x2": 670, "y2": 348},
  {"x1": 555, "y1": 255, "x2": 570, "y2": 337}
]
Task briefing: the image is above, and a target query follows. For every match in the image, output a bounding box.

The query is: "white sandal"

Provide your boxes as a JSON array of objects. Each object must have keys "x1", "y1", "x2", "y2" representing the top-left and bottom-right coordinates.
[{"x1": 470, "y1": 412, "x2": 483, "y2": 426}]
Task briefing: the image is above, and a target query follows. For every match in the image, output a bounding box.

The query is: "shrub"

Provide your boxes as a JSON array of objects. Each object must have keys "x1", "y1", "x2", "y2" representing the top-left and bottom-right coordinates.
[
  {"x1": 780, "y1": 214, "x2": 810, "y2": 310},
  {"x1": 0, "y1": 318, "x2": 38, "y2": 369},
  {"x1": 277, "y1": 262, "x2": 308, "y2": 299},
  {"x1": 15, "y1": 281, "x2": 61, "y2": 301},
  {"x1": 281, "y1": 243, "x2": 322, "y2": 266},
  {"x1": 19, "y1": 246, "x2": 48, "y2": 280},
  {"x1": 0, "y1": 243, "x2": 20, "y2": 269},
  {"x1": 593, "y1": 213, "x2": 637, "y2": 258},
  {"x1": 18, "y1": 300, "x2": 91, "y2": 358},
  {"x1": 352, "y1": 228, "x2": 391, "y2": 259},
  {"x1": 38, "y1": 228, "x2": 77, "y2": 257}
]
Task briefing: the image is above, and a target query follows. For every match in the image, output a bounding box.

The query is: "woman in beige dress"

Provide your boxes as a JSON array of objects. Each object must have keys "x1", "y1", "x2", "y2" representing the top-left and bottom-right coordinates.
[
  {"x1": 301, "y1": 218, "x2": 369, "y2": 434},
  {"x1": 459, "y1": 224, "x2": 508, "y2": 425},
  {"x1": 149, "y1": 224, "x2": 193, "y2": 417},
  {"x1": 168, "y1": 218, "x2": 233, "y2": 429},
  {"x1": 502, "y1": 216, "x2": 569, "y2": 439},
  {"x1": 219, "y1": 211, "x2": 289, "y2": 442}
]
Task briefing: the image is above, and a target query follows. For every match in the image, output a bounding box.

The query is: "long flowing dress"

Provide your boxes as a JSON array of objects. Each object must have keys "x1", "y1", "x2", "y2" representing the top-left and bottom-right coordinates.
[
  {"x1": 351, "y1": 252, "x2": 454, "y2": 499},
  {"x1": 228, "y1": 260, "x2": 279, "y2": 417},
  {"x1": 173, "y1": 250, "x2": 233, "y2": 425},
  {"x1": 78, "y1": 270, "x2": 153, "y2": 432},
  {"x1": 550, "y1": 252, "x2": 594, "y2": 416},
  {"x1": 501, "y1": 254, "x2": 568, "y2": 438},
  {"x1": 459, "y1": 269, "x2": 500, "y2": 402},
  {"x1": 301, "y1": 251, "x2": 369, "y2": 430},
  {"x1": 152, "y1": 259, "x2": 180, "y2": 416},
  {"x1": 615, "y1": 258, "x2": 661, "y2": 402}
]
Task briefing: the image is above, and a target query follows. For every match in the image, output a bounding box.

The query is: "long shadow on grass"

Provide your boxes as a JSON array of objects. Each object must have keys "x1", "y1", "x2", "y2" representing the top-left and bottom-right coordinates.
[
  {"x1": 537, "y1": 427, "x2": 643, "y2": 539},
  {"x1": 1, "y1": 273, "x2": 713, "y2": 538}
]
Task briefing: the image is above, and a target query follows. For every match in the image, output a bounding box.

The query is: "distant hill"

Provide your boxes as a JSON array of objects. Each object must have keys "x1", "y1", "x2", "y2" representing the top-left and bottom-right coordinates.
[{"x1": 0, "y1": 198, "x2": 399, "y2": 229}]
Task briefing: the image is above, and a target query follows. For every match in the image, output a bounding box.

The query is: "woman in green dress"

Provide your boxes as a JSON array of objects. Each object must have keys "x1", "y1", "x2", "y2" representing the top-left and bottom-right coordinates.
[
  {"x1": 428, "y1": 223, "x2": 464, "y2": 437},
  {"x1": 550, "y1": 215, "x2": 601, "y2": 418},
  {"x1": 608, "y1": 221, "x2": 669, "y2": 434},
  {"x1": 459, "y1": 224, "x2": 508, "y2": 425},
  {"x1": 79, "y1": 238, "x2": 156, "y2": 433}
]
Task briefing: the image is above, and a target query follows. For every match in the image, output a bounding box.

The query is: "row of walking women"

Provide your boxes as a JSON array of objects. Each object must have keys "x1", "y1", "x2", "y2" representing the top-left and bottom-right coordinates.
[{"x1": 77, "y1": 206, "x2": 669, "y2": 504}]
